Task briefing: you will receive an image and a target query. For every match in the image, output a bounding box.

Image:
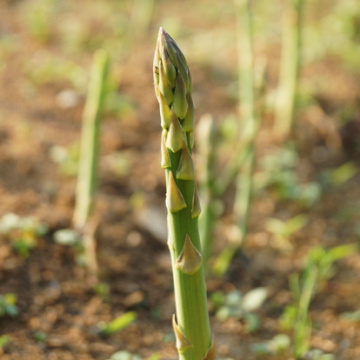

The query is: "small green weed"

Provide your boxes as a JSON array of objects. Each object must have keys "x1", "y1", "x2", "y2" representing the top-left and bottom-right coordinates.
[
  {"x1": 23, "y1": 0, "x2": 58, "y2": 43},
  {"x1": 106, "y1": 351, "x2": 141, "y2": 360},
  {"x1": 0, "y1": 335, "x2": 11, "y2": 349},
  {"x1": 266, "y1": 214, "x2": 308, "y2": 251},
  {"x1": 98, "y1": 311, "x2": 137, "y2": 336},
  {"x1": 211, "y1": 288, "x2": 267, "y2": 332},
  {"x1": 53, "y1": 228, "x2": 85, "y2": 266},
  {"x1": 281, "y1": 244, "x2": 357, "y2": 359},
  {"x1": 0, "y1": 213, "x2": 47, "y2": 258},
  {"x1": 49, "y1": 144, "x2": 80, "y2": 177},
  {"x1": 257, "y1": 147, "x2": 321, "y2": 207},
  {"x1": 320, "y1": 162, "x2": 357, "y2": 186},
  {"x1": 33, "y1": 331, "x2": 47, "y2": 343},
  {"x1": 251, "y1": 334, "x2": 291, "y2": 356},
  {"x1": 0, "y1": 293, "x2": 18, "y2": 317}
]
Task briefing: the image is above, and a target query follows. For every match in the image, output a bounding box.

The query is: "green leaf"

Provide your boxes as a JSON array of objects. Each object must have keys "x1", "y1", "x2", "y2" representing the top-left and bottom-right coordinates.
[
  {"x1": 242, "y1": 287, "x2": 267, "y2": 312},
  {"x1": 224, "y1": 290, "x2": 242, "y2": 306},
  {"x1": 330, "y1": 162, "x2": 357, "y2": 185},
  {"x1": 251, "y1": 342, "x2": 270, "y2": 355},
  {"x1": 148, "y1": 354, "x2": 160, "y2": 360},
  {"x1": 280, "y1": 305, "x2": 297, "y2": 330},
  {"x1": 244, "y1": 312, "x2": 260, "y2": 333},
  {"x1": 326, "y1": 243, "x2": 357, "y2": 262},
  {"x1": 53, "y1": 229, "x2": 82, "y2": 246},
  {"x1": 267, "y1": 334, "x2": 291, "y2": 353},
  {"x1": 266, "y1": 218, "x2": 287, "y2": 236},
  {"x1": 210, "y1": 291, "x2": 226, "y2": 308},
  {"x1": 341, "y1": 310, "x2": 360, "y2": 322},
  {"x1": 34, "y1": 331, "x2": 47, "y2": 342},
  {"x1": 283, "y1": 214, "x2": 308, "y2": 236},
  {"x1": 251, "y1": 334, "x2": 290, "y2": 355},
  {"x1": 0, "y1": 213, "x2": 21, "y2": 233},
  {"x1": 12, "y1": 239, "x2": 36, "y2": 258},
  {"x1": 216, "y1": 306, "x2": 232, "y2": 321},
  {"x1": 99, "y1": 311, "x2": 137, "y2": 335},
  {"x1": 0, "y1": 294, "x2": 18, "y2": 317},
  {"x1": 0, "y1": 335, "x2": 10, "y2": 348},
  {"x1": 306, "y1": 349, "x2": 336, "y2": 360},
  {"x1": 106, "y1": 351, "x2": 141, "y2": 360},
  {"x1": 93, "y1": 282, "x2": 110, "y2": 301}
]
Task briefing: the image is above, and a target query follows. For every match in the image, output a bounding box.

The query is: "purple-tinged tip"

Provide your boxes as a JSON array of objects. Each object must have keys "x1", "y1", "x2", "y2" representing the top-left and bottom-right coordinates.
[{"x1": 159, "y1": 27, "x2": 172, "y2": 42}]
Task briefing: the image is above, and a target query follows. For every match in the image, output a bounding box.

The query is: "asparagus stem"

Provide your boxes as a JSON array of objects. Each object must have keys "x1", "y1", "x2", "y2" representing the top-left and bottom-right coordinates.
[
  {"x1": 153, "y1": 28, "x2": 214, "y2": 360},
  {"x1": 274, "y1": 0, "x2": 304, "y2": 141},
  {"x1": 213, "y1": 2, "x2": 268, "y2": 277},
  {"x1": 72, "y1": 49, "x2": 109, "y2": 276},
  {"x1": 130, "y1": 0, "x2": 155, "y2": 36},
  {"x1": 234, "y1": 0, "x2": 256, "y2": 249},
  {"x1": 211, "y1": 0, "x2": 260, "y2": 277},
  {"x1": 214, "y1": 58, "x2": 266, "y2": 198}
]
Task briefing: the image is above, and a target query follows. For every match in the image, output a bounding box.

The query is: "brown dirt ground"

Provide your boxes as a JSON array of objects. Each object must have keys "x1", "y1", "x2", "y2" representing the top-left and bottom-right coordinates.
[{"x1": 0, "y1": 1, "x2": 360, "y2": 359}]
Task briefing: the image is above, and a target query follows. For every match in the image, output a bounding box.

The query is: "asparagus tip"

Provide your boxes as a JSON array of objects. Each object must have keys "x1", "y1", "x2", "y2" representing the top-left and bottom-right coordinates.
[{"x1": 159, "y1": 27, "x2": 168, "y2": 36}]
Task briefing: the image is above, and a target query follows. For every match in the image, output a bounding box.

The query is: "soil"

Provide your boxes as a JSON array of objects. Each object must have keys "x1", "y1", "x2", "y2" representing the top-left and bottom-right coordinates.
[{"x1": 0, "y1": 1, "x2": 360, "y2": 359}]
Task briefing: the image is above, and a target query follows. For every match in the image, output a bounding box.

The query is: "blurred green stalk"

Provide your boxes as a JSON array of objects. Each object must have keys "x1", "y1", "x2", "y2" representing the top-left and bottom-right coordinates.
[
  {"x1": 234, "y1": 0, "x2": 256, "y2": 246},
  {"x1": 291, "y1": 270, "x2": 315, "y2": 358},
  {"x1": 153, "y1": 28, "x2": 215, "y2": 360},
  {"x1": 215, "y1": 0, "x2": 257, "y2": 275},
  {"x1": 73, "y1": 49, "x2": 109, "y2": 275},
  {"x1": 213, "y1": 0, "x2": 266, "y2": 276},
  {"x1": 274, "y1": 0, "x2": 304, "y2": 141},
  {"x1": 130, "y1": 0, "x2": 155, "y2": 36}
]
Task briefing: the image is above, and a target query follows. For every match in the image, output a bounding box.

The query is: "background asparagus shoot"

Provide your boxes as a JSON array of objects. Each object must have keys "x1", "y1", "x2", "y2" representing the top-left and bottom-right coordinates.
[
  {"x1": 153, "y1": 28, "x2": 215, "y2": 360},
  {"x1": 73, "y1": 49, "x2": 109, "y2": 277},
  {"x1": 198, "y1": 63, "x2": 267, "y2": 275},
  {"x1": 234, "y1": 0, "x2": 258, "y2": 247},
  {"x1": 212, "y1": 0, "x2": 258, "y2": 277},
  {"x1": 197, "y1": 114, "x2": 218, "y2": 268},
  {"x1": 274, "y1": 0, "x2": 304, "y2": 141}
]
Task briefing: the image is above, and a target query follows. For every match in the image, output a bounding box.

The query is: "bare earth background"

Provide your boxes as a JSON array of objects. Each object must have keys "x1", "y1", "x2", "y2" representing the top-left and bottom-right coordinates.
[{"x1": 0, "y1": 0, "x2": 360, "y2": 359}]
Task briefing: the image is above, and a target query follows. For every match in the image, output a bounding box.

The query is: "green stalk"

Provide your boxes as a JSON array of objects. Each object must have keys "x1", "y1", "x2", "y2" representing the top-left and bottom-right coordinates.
[
  {"x1": 274, "y1": 0, "x2": 304, "y2": 141},
  {"x1": 73, "y1": 49, "x2": 109, "y2": 231},
  {"x1": 234, "y1": 0, "x2": 256, "y2": 249},
  {"x1": 214, "y1": 59, "x2": 266, "y2": 198},
  {"x1": 153, "y1": 28, "x2": 215, "y2": 360},
  {"x1": 130, "y1": 0, "x2": 155, "y2": 36},
  {"x1": 213, "y1": 0, "x2": 260, "y2": 277},
  {"x1": 293, "y1": 269, "x2": 316, "y2": 359},
  {"x1": 213, "y1": 149, "x2": 256, "y2": 277},
  {"x1": 73, "y1": 49, "x2": 109, "y2": 278}
]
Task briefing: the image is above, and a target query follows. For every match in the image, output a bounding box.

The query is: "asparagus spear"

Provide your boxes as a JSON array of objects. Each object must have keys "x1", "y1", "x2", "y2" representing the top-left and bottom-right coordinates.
[
  {"x1": 275, "y1": 0, "x2": 304, "y2": 141},
  {"x1": 233, "y1": 0, "x2": 257, "y2": 252},
  {"x1": 73, "y1": 49, "x2": 109, "y2": 280},
  {"x1": 73, "y1": 49, "x2": 109, "y2": 232},
  {"x1": 153, "y1": 28, "x2": 215, "y2": 360}
]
